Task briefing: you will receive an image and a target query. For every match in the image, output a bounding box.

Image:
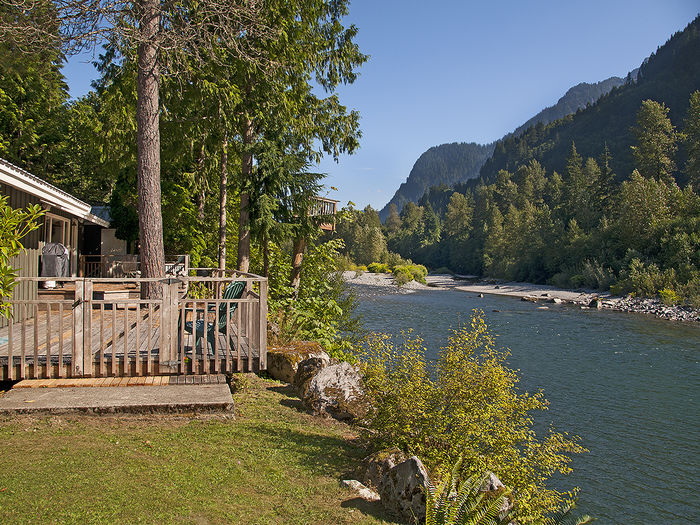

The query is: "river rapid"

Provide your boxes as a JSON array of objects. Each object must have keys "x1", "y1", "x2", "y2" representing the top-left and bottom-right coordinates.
[{"x1": 349, "y1": 282, "x2": 700, "y2": 524}]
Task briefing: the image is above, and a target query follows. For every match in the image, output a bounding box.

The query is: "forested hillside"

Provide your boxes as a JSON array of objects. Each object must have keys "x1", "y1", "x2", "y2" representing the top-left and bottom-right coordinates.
[
  {"x1": 509, "y1": 76, "x2": 628, "y2": 138},
  {"x1": 350, "y1": 18, "x2": 700, "y2": 307},
  {"x1": 479, "y1": 16, "x2": 700, "y2": 186},
  {"x1": 380, "y1": 74, "x2": 628, "y2": 221},
  {"x1": 378, "y1": 142, "x2": 494, "y2": 220}
]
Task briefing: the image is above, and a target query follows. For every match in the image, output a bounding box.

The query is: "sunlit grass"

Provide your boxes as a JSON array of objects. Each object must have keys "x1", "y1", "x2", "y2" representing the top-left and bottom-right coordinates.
[{"x1": 0, "y1": 375, "x2": 397, "y2": 524}]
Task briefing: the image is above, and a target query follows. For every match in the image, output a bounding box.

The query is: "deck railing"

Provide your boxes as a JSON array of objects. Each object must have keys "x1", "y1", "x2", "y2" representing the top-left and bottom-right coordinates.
[
  {"x1": 79, "y1": 254, "x2": 189, "y2": 278},
  {"x1": 0, "y1": 271, "x2": 267, "y2": 380}
]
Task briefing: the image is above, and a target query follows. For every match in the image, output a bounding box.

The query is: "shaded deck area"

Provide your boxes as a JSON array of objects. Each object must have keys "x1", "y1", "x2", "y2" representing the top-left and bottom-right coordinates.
[
  {"x1": 0, "y1": 306, "x2": 256, "y2": 379},
  {"x1": 1, "y1": 273, "x2": 267, "y2": 380}
]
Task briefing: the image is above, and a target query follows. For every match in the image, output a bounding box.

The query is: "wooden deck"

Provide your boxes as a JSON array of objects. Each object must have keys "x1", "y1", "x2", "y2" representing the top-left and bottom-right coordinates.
[
  {"x1": 2, "y1": 274, "x2": 267, "y2": 380},
  {"x1": 0, "y1": 304, "x2": 255, "y2": 380}
]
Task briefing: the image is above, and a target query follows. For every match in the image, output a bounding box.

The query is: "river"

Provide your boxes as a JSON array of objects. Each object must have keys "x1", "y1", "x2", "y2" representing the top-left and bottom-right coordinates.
[{"x1": 349, "y1": 283, "x2": 700, "y2": 524}]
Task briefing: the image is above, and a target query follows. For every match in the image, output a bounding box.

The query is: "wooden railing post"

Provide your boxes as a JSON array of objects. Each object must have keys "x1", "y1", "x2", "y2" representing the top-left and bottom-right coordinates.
[
  {"x1": 159, "y1": 279, "x2": 180, "y2": 374},
  {"x1": 259, "y1": 278, "x2": 268, "y2": 370},
  {"x1": 83, "y1": 280, "x2": 93, "y2": 376},
  {"x1": 72, "y1": 280, "x2": 84, "y2": 377}
]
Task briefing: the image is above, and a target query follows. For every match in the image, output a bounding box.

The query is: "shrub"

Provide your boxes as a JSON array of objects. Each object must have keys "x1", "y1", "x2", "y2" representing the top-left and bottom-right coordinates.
[
  {"x1": 392, "y1": 263, "x2": 428, "y2": 285},
  {"x1": 266, "y1": 239, "x2": 360, "y2": 357},
  {"x1": 385, "y1": 251, "x2": 409, "y2": 268},
  {"x1": 367, "y1": 262, "x2": 390, "y2": 274},
  {"x1": 357, "y1": 312, "x2": 584, "y2": 523},
  {"x1": 0, "y1": 196, "x2": 43, "y2": 318},
  {"x1": 658, "y1": 288, "x2": 681, "y2": 305}
]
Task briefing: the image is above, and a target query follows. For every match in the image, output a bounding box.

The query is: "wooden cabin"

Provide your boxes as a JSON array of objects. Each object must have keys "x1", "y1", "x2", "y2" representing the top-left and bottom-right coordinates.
[
  {"x1": 0, "y1": 159, "x2": 268, "y2": 380},
  {"x1": 0, "y1": 158, "x2": 109, "y2": 327}
]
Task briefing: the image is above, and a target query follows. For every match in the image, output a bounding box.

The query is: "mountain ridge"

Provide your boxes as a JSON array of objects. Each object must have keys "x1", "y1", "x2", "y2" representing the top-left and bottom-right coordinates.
[{"x1": 379, "y1": 74, "x2": 634, "y2": 220}]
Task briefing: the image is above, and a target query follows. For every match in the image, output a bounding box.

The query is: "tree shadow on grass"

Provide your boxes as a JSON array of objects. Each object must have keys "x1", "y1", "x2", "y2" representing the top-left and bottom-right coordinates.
[
  {"x1": 341, "y1": 497, "x2": 403, "y2": 524},
  {"x1": 242, "y1": 423, "x2": 401, "y2": 521}
]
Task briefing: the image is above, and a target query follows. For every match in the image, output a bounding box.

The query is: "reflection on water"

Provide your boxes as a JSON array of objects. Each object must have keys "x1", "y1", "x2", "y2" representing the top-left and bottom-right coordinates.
[{"x1": 350, "y1": 283, "x2": 700, "y2": 524}]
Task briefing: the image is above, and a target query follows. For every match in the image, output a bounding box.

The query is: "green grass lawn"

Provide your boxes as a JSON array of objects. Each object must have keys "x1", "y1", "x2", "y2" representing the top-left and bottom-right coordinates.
[{"x1": 0, "y1": 375, "x2": 399, "y2": 524}]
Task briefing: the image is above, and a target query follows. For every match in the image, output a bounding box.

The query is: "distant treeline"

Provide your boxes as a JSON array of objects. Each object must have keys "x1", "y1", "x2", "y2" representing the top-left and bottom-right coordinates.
[{"x1": 339, "y1": 94, "x2": 700, "y2": 306}]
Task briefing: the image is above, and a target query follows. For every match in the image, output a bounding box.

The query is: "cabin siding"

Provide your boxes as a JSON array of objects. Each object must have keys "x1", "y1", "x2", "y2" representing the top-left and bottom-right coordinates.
[{"x1": 1, "y1": 183, "x2": 41, "y2": 328}]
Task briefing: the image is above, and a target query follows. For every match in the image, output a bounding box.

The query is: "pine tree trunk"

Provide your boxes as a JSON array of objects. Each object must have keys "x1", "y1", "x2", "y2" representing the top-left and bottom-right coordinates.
[
  {"x1": 262, "y1": 230, "x2": 269, "y2": 278},
  {"x1": 237, "y1": 116, "x2": 253, "y2": 273},
  {"x1": 136, "y1": 0, "x2": 165, "y2": 298},
  {"x1": 290, "y1": 237, "x2": 306, "y2": 295},
  {"x1": 197, "y1": 142, "x2": 206, "y2": 226},
  {"x1": 218, "y1": 135, "x2": 228, "y2": 270}
]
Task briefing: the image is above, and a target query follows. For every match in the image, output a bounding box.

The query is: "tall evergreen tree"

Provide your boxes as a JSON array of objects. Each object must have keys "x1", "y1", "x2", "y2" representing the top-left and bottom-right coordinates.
[
  {"x1": 682, "y1": 91, "x2": 700, "y2": 191},
  {"x1": 631, "y1": 99, "x2": 678, "y2": 184}
]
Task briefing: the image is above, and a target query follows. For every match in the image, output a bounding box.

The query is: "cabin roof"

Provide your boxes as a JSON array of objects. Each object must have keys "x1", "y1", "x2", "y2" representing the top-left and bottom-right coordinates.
[{"x1": 0, "y1": 158, "x2": 109, "y2": 227}]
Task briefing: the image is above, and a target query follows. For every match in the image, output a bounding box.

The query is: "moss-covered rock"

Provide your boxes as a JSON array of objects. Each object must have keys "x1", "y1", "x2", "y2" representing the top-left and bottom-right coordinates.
[
  {"x1": 359, "y1": 447, "x2": 409, "y2": 490},
  {"x1": 301, "y1": 362, "x2": 368, "y2": 422},
  {"x1": 266, "y1": 341, "x2": 329, "y2": 383}
]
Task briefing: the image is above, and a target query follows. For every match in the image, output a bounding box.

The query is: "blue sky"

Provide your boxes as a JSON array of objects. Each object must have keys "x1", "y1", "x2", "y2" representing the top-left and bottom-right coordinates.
[{"x1": 62, "y1": 1, "x2": 700, "y2": 210}]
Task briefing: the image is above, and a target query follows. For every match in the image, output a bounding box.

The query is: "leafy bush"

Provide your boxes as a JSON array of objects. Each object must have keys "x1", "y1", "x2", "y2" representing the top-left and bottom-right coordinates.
[
  {"x1": 266, "y1": 239, "x2": 359, "y2": 357},
  {"x1": 611, "y1": 258, "x2": 678, "y2": 298},
  {"x1": 392, "y1": 263, "x2": 428, "y2": 285},
  {"x1": 357, "y1": 312, "x2": 584, "y2": 523},
  {"x1": 367, "y1": 262, "x2": 391, "y2": 273},
  {"x1": 658, "y1": 288, "x2": 681, "y2": 305}
]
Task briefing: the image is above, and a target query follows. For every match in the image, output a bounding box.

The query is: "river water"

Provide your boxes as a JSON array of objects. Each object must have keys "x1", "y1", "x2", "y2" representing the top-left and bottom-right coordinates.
[{"x1": 349, "y1": 283, "x2": 700, "y2": 524}]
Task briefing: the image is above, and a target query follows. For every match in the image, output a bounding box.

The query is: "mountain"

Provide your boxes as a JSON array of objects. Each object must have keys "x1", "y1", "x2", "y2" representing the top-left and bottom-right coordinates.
[
  {"x1": 378, "y1": 142, "x2": 494, "y2": 220},
  {"x1": 509, "y1": 77, "x2": 628, "y2": 138},
  {"x1": 379, "y1": 75, "x2": 628, "y2": 220},
  {"x1": 478, "y1": 17, "x2": 700, "y2": 185}
]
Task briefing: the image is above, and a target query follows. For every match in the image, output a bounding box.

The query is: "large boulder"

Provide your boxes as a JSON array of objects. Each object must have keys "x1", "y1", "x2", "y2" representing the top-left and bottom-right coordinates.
[
  {"x1": 358, "y1": 448, "x2": 409, "y2": 490},
  {"x1": 293, "y1": 356, "x2": 331, "y2": 397},
  {"x1": 266, "y1": 341, "x2": 329, "y2": 383},
  {"x1": 301, "y1": 362, "x2": 367, "y2": 421},
  {"x1": 379, "y1": 456, "x2": 429, "y2": 523}
]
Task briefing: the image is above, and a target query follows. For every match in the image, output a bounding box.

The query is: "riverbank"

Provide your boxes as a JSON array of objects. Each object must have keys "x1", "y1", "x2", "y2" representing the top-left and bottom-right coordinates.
[{"x1": 342, "y1": 271, "x2": 700, "y2": 322}]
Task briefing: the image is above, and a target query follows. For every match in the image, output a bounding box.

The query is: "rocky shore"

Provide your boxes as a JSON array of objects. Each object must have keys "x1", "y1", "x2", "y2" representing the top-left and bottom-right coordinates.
[{"x1": 342, "y1": 271, "x2": 700, "y2": 322}]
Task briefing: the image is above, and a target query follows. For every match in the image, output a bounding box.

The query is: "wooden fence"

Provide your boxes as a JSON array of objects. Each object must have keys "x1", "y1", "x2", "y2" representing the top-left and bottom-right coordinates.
[
  {"x1": 79, "y1": 255, "x2": 189, "y2": 278},
  {"x1": 0, "y1": 272, "x2": 267, "y2": 380}
]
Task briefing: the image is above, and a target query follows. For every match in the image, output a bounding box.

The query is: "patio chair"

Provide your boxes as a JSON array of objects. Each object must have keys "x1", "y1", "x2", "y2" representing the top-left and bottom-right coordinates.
[{"x1": 180, "y1": 280, "x2": 246, "y2": 354}]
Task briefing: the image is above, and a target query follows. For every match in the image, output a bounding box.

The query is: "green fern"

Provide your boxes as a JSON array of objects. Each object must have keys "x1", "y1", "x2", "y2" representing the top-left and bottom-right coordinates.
[
  {"x1": 425, "y1": 457, "x2": 595, "y2": 525},
  {"x1": 425, "y1": 457, "x2": 513, "y2": 525},
  {"x1": 528, "y1": 501, "x2": 596, "y2": 525}
]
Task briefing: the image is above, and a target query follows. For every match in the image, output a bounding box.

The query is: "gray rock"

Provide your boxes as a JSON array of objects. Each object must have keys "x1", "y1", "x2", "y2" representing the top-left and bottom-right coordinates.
[
  {"x1": 268, "y1": 341, "x2": 329, "y2": 383},
  {"x1": 293, "y1": 356, "x2": 330, "y2": 397},
  {"x1": 549, "y1": 297, "x2": 563, "y2": 304},
  {"x1": 341, "y1": 479, "x2": 381, "y2": 502},
  {"x1": 521, "y1": 296, "x2": 538, "y2": 302},
  {"x1": 301, "y1": 362, "x2": 367, "y2": 421},
  {"x1": 479, "y1": 471, "x2": 513, "y2": 518},
  {"x1": 359, "y1": 448, "x2": 409, "y2": 490},
  {"x1": 379, "y1": 456, "x2": 429, "y2": 523}
]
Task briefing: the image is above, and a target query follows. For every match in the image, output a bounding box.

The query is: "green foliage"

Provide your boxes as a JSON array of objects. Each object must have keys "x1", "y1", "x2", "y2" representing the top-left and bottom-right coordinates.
[
  {"x1": 392, "y1": 264, "x2": 428, "y2": 285},
  {"x1": 631, "y1": 100, "x2": 677, "y2": 183},
  {"x1": 682, "y1": 90, "x2": 700, "y2": 191},
  {"x1": 426, "y1": 457, "x2": 513, "y2": 525},
  {"x1": 658, "y1": 288, "x2": 681, "y2": 305},
  {"x1": 267, "y1": 238, "x2": 358, "y2": 358},
  {"x1": 0, "y1": 196, "x2": 43, "y2": 318},
  {"x1": 367, "y1": 262, "x2": 390, "y2": 273},
  {"x1": 357, "y1": 312, "x2": 585, "y2": 523}
]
